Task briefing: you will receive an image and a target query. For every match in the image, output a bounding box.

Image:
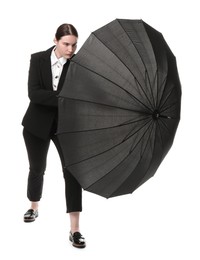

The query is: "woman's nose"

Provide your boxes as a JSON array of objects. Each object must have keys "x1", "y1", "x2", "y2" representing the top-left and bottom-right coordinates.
[{"x1": 68, "y1": 45, "x2": 73, "y2": 52}]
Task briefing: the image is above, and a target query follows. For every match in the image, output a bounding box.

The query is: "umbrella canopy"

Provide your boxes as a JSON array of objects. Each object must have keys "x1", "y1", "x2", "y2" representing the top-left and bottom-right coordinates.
[{"x1": 57, "y1": 19, "x2": 181, "y2": 198}]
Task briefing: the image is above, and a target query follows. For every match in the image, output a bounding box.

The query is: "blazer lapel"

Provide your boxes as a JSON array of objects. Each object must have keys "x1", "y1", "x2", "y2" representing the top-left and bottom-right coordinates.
[
  {"x1": 40, "y1": 46, "x2": 54, "y2": 90},
  {"x1": 40, "y1": 47, "x2": 70, "y2": 91}
]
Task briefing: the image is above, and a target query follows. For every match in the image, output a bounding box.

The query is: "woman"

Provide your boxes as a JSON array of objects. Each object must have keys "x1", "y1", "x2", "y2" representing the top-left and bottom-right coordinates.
[{"x1": 22, "y1": 23, "x2": 86, "y2": 248}]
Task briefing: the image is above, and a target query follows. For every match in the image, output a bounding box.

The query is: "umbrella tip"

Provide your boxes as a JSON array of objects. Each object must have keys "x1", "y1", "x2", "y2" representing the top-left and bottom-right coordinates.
[{"x1": 152, "y1": 110, "x2": 172, "y2": 120}]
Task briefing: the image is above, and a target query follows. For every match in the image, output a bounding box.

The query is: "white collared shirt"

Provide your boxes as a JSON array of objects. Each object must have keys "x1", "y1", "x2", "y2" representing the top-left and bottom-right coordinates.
[{"x1": 51, "y1": 48, "x2": 67, "y2": 91}]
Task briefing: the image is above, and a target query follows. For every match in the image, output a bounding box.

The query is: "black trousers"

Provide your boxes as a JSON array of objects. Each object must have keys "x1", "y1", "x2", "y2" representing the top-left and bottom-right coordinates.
[{"x1": 23, "y1": 128, "x2": 82, "y2": 213}]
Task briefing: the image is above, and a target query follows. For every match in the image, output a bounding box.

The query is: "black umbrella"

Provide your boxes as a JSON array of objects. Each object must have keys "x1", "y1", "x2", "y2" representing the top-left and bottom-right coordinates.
[{"x1": 57, "y1": 19, "x2": 181, "y2": 198}]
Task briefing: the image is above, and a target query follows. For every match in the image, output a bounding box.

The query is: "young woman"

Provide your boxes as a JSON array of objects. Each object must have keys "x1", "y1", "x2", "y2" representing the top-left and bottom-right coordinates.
[{"x1": 22, "y1": 23, "x2": 86, "y2": 248}]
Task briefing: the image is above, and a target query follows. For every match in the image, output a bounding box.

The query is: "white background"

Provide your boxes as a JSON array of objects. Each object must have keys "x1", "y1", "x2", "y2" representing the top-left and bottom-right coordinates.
[{"x1": 0, "y1": 0, "x2": 199, "y2": 259}]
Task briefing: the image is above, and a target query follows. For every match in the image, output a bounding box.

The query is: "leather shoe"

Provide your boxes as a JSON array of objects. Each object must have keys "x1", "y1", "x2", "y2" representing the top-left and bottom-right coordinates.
[
  {"x1": 24, "y1": 209, "x2": 38, "y2": 223},
  {"x1": 69, "y1": 231, "x2": 86, "y2": 248}
]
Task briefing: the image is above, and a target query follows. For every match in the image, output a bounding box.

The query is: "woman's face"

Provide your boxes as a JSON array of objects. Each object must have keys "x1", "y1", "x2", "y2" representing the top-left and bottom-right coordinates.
[{"x1": 54, "y1": 35, "x2": 78, "y2": 59}]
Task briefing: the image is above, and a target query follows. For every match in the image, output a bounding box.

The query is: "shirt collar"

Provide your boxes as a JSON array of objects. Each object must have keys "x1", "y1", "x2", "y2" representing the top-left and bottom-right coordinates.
[{"x1": 51, "y1": 47, "x2": 67, "y2": 66}]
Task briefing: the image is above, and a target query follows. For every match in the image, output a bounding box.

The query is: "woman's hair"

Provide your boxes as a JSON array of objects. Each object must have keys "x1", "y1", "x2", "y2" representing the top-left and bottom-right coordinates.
[{"x1": 55, "y1": 23, "x2": 78, "y2": 40}]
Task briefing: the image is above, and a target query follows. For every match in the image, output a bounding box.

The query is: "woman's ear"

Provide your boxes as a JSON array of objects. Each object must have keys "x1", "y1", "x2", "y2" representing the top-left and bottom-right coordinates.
[{"x1": 53, "y1": 38, "x2": 57, "y2": 44}]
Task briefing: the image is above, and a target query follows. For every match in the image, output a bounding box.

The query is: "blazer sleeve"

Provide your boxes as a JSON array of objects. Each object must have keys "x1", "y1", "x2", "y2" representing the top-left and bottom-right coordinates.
[{"x1": 28, "y1": 53, "x2": 59, "y2": 107}]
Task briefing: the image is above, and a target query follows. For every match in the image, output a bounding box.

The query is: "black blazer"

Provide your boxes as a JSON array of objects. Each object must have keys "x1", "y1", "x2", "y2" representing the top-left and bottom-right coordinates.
[{"x1": 22, "y1": 46, "x2": 70, "y2": 139}]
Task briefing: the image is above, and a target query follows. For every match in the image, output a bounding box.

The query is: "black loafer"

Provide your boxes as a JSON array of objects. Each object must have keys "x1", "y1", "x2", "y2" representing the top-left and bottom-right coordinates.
[
  {"x1": 69, "y1": 232, "x2": 86, "y2": 248},
  {"x1": 24, "y1": 209, "x2": 38, "y2": 223}
]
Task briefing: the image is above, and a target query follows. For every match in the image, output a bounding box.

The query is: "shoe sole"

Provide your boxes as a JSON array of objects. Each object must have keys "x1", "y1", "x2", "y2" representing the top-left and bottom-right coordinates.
[
  {"x1": 24, "y1": 215, "x2": 38, "y2": 223},
  {"x1": 69, "y1": 237, "x2": 86, "y2": 248},
  {"x1": 24, "y1": 219, "x2": 36, "y2": 223},
  {"x1": 72, "y1": 243, "x2": 86, "y2": 248}
]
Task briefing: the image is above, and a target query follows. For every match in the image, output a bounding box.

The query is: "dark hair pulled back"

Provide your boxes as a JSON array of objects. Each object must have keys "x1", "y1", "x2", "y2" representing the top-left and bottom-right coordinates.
[{"x1": 55, "y1": 23, "x2": 78, "y2": 40}]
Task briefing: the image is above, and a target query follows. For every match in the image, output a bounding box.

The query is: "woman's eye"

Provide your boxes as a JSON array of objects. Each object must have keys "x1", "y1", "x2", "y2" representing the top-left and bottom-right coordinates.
[{"x1": 64, "y1": 43, "x2": 77, "y2": 47}]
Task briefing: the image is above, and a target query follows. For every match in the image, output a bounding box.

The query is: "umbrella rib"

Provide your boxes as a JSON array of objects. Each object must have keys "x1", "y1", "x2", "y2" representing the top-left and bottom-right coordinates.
[
  {"x1": 159, "y1": 85, "x2": 176, "y2": 112},
  {"x1": 117, "y1": 19, "x2": 157, "y2": 107},
  {"x1": 110, "y1": 120, "x2": 156, "y2": 197},
  {"x1": 156, "y1": 75, "x2": 167, "y2": 108},
  {"x1": 57, "y1": 117, "x2": 148, "y2": 134},
  {"x1": 90, "y1": 32, "x2": 155, "y2": 111},
  {"x1": 158, "y1": 117, "x2": 172, "y2": 134},
  {"x1": 122, "y1": 117, "x2": 152, "y2": 143},
  {"x1": 57, "y1": 96, "x2": 153, "y2": 135},
  {"x1": 161, "y1": 103, "x2": 179, "y2": 119},
  {"x1": 62, "y1": 94, "x2": 151, "y2": 114},
  {"x1": 72, "y1": 60, "x2": 153, "y2": 113},
  {"x1": 87, "y1": 119, "x2": 155, "y2": 196},
  {"x1": 66, "y1": 117, "x2": 153, "y2": 168},
  {"x1": 129, "y1": 118, "x2": 155, "y2": 154}
]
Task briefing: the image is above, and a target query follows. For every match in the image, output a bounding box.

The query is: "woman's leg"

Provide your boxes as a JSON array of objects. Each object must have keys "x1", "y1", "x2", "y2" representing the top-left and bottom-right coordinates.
[
  {"x1": 52, "y1": 135, "x2": 82, "y2": 213},
  {"x1": 69, "y1": 212, "x2": 80, "y2": 233},
  {"x1": 23, "y1": 128, "x2": 50, "y2": 206},
  {"x1": 52, "y1": 136, "x2": 82, "y2": 226}
]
